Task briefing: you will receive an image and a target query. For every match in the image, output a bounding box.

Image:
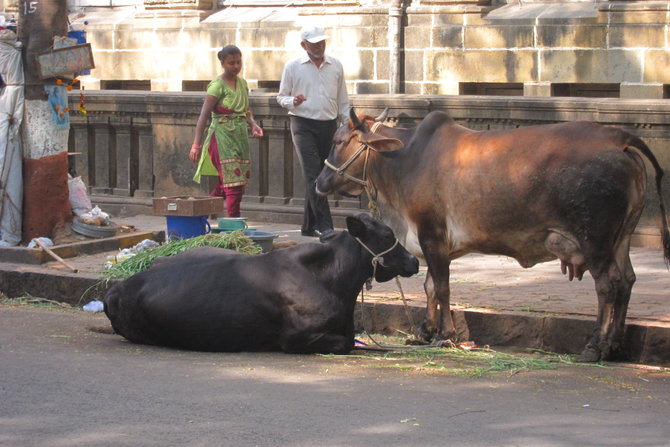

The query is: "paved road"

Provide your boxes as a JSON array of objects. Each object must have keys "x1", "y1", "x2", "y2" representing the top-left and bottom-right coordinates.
[{"x1": 1, "y1": 305, "x2": 669, "y2": 447}]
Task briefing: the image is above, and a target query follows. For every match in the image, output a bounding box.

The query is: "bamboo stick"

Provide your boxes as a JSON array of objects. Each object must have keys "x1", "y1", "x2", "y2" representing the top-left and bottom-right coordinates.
[{"x1": 33, "y1": 238, "x2": 79, "y2": 273}]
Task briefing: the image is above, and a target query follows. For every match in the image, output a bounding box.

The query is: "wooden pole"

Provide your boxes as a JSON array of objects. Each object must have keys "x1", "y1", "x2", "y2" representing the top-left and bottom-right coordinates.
[{"x1": 33, "y1": 238, "x2": 79, "y2": 273}]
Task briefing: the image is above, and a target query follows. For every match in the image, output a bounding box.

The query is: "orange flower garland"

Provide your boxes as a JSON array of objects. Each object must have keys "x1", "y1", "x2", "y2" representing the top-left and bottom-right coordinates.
[
  {"x1": 52, "y1": 77, "x2": 87, "y2": 116},
  {"x1": 79, "y1": 86, "x2": 87, "y2": 115}
]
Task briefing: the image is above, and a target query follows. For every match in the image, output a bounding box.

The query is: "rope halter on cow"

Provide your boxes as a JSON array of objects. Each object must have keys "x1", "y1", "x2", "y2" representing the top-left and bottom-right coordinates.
[
  {"x1": 323, "y1": 143, "x2": 372, "y2": 187},
  {"x1": 323, "y1": 121, "x2": 385, "y2": 208},
  {"x1": 354, "y1": 235, "x2": 399, "y2": 290},
  {"x1": 355, "y1": 234, "x2": 419, "y2": 349}
]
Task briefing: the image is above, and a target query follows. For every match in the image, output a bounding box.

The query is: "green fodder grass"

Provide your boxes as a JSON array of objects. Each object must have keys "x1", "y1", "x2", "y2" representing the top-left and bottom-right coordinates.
[
  {"x1": 321, "y1": 335, "x2": 583, "y2": 377},
  {"x1": 102, "y1": 231, "x2": 261, "y2": 280}
]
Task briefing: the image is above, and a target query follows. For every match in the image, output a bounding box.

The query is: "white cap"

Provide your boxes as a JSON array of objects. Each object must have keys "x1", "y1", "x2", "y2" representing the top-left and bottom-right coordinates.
[{"x1": 300, "y1": 26, "x2": 329, "y2": 44}]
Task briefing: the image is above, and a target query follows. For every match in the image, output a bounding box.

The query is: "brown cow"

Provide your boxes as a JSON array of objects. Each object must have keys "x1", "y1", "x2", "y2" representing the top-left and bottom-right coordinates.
[{"x1": 316, "y1": 108, "x2": 670, "y2": 362}]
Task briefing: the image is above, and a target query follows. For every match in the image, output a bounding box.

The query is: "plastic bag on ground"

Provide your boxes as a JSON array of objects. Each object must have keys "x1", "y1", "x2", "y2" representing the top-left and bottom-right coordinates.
[
  {"x1": 27, "y1": 237, "x2": 54, "y2": 248},
  {"x1": 68, "y1": 174, "x2": 92, "y2": 216},
  {"x1": 104, "y1": 239, "x2": 160, "y2": 269},
  {"x1": 82, "y1": 300, "x2": 104, "y2": 312},
  {"x1": 78, "y1": 205, "x2": 110, "y2": 226}
]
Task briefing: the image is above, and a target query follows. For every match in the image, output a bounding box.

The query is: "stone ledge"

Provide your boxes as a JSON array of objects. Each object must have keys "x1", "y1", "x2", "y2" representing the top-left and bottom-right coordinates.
[
  {"x1": 355, "y1": 302, "x2": 670, "y2": 363},
  {"x1": 0, "y1": 230, "x2": 164, "y2": 265},
  {"x1": 0, "y1": 265, "x2": 112, "y2": 306}
]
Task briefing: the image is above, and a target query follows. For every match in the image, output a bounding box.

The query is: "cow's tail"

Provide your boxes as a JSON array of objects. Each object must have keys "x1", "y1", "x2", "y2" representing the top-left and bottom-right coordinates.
[{"x1": 626, "y1": 135, "x2": 670, "y2": 266}]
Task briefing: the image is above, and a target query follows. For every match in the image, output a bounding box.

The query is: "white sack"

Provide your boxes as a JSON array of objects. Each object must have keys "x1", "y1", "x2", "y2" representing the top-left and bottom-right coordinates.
[{"x1": 0, "y1": 30, "x2": 24, "y2": 246}]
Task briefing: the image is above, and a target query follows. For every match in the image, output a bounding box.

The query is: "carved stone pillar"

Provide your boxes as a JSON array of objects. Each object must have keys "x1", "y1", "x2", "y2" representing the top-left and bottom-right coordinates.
[
  {"x1": 263, "y1": 126, "x2": 292, "y2": 205},
  {"x1": 245, "y1": 131, "x2": 263, "y2": 203},
  {"x1": 68, "y1": 123, "x2": 91, "y2": 184},
  {"x1": 134, "y1": 122, "x2": 154, "y2": 198},
  {"x1": 111, "y1": 117, "x2": 132, "y2": 196},
  {"x1": 90, "y1": 116, "x2": 113, "y2": 195}
]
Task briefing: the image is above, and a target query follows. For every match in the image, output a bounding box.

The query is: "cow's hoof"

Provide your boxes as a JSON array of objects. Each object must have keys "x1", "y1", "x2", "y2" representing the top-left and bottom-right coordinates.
[{"x1": 577, "y1": 345, "x2": 601, "y2": 363}]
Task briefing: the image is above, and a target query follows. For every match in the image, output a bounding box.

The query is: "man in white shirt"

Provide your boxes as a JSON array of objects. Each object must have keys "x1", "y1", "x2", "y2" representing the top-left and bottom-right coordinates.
[{"x1": 277, "y1": 25, "x2": 350, "y2": 241}]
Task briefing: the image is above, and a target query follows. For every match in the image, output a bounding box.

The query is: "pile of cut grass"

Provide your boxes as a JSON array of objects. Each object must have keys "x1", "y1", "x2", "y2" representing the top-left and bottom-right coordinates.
[
  {"x1": 103, "y1": 231, "x2": 261, "y2": 280},
  {"x1": 324, "y1": 335, "x2": 581, "y2": 377}
]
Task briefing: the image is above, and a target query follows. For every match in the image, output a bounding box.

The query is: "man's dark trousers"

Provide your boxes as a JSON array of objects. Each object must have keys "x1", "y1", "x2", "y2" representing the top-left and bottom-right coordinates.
[{"x1": 290, "y1": 115, "x2": 337, "y2": 234}]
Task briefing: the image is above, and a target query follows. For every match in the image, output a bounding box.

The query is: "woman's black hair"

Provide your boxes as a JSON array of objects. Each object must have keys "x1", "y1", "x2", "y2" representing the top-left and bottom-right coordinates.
[{"x1": 217, "y1": 45, "x2": 242, "y2": 61}]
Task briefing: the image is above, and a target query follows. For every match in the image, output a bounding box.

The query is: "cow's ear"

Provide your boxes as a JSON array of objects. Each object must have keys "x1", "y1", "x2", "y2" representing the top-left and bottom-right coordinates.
[
  {"x1": 359, "y1": 132, "x2": 404, "y2": 153},
  {"x1": 346, "y1": 215, "x2": 366, "y2": 238},
  {"x1": 350, "y1": 108, "x2": 366, "y2": 131}
]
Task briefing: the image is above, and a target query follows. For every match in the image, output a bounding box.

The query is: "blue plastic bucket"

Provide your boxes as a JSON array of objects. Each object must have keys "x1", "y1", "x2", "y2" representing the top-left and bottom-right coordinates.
[
  {"x1": 67, "y1": 30, "x2": 87, "y2": 44},
  {"x1": 166, "y1": 215, "x2": 211, "y2": 241}
]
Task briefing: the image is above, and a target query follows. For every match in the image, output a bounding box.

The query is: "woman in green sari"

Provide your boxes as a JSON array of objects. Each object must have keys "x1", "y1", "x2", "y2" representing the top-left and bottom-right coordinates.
[{"x1": 190, "y1": 45, "x2": 263, "y2": 217}]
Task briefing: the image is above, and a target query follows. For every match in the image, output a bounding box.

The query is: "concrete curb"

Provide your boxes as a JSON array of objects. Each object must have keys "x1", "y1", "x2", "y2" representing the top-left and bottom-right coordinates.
[
  {"x1": 0, "y1": 264, "x2": 112, "y2": 307},
  {"x1": 355, "y1": 301, "x2": 670, "y2": 364}
]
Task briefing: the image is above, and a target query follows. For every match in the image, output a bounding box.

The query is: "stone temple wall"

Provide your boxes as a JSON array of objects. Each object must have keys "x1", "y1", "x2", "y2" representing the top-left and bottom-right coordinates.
[
  {"x1": 69, "y1": 1, "x2": 670, "y2": 99},
  {"x1": 67, "y1": 91, "x2": 670, "y2": 249}
]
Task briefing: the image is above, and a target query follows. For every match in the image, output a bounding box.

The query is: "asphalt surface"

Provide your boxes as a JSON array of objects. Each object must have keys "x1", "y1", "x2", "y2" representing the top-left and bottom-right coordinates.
[{"x1": 1, "y1": 305, "x2": 669, "y2": 447}]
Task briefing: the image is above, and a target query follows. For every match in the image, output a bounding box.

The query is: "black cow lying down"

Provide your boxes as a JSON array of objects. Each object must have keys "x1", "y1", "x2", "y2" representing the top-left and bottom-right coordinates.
[{"x1": 103, "y1": 213, "x2": 419, "y2": 354}]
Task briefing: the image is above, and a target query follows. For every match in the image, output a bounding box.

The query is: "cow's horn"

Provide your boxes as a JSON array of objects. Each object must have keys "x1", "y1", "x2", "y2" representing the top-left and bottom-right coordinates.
[
  {"x1": 375, "y1": 107, "x2": 389, "y2": 123},
  {"x1": 350, "y1": 107, "x2": 362, "y2": 129}
]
